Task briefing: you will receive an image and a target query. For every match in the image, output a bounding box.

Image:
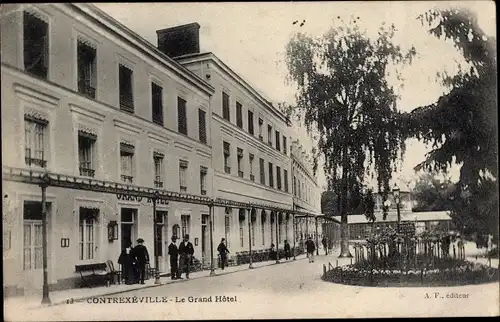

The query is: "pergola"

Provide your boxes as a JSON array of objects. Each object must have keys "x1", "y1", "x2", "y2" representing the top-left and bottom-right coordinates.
[{"x1": 3, "y1": 166, "x2": 321, "y2": 304}]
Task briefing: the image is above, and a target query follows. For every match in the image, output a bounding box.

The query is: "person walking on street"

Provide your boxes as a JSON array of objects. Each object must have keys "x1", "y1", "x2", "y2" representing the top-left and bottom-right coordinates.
[
  {"x1": 168, "y1": 236, "x2": 181, "y2": 280},
  {"x1": 132, "y1": 238, "x2": 150, "y2": 284},
  {"x1": 322, "y1": 236, "x2": 328, "y2": 255},
  {"x1": 284, "y1": 240, "x2": 291, "y2": 260},
  {"x1": 118, "y1": 239, "x2": 135, "y2": 285},
  {"x1": 305, "y1": 236, "x2": 316, "y2": 263},
  {"x1": 178, "y1": 234, "x2": 194, "y2": 279},
  {"x1": 217, "y1": 238, "x2": 230, "y2": 270}
]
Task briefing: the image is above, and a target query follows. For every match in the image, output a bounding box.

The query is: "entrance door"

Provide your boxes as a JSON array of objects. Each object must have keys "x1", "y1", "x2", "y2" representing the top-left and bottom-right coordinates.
[
  {"x1": 201, "y1": 214, "x2": 209, "y2": 267},
  {"x1": 121, "y1": 208, "x2": 137, "y2": 249},
  {"x1": 155, "y1": 211, "x2": 167, "y2": 272},
  {"x1": 23, "y1": 201, "x2": 51, "y2": 293}
]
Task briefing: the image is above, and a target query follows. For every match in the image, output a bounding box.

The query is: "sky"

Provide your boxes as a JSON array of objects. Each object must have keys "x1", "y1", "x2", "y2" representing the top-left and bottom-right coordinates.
[{"x1": 94, "y1": 1, "x2": 496, "y2": 191}]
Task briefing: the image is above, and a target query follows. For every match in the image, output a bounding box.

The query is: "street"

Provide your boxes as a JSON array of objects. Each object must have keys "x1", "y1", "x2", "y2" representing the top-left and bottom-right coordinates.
[{"x1": 6, "y1": 248, "x2": 499, "y2": 321}]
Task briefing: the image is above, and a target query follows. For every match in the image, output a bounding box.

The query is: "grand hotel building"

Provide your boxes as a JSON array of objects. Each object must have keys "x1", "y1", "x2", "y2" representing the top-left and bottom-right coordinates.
[{"x1": 1, "y1": 3, "x2": 326, "y2": 295}]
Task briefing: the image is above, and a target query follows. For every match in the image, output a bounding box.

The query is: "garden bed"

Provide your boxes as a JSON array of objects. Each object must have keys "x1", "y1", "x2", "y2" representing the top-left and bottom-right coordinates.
[{"x1": 322, "y1": 261, "x2": 499, "y2": 287}]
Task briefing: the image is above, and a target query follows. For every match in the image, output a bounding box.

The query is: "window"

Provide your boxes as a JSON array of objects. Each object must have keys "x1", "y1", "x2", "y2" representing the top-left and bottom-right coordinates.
[
  {"x1": 269, "y1": 162, "x2": 274, "y2": 188},
  {"x1": 223, "y1": 141, "x2": 231, "y2": 174},
  {"x1": 275, "y1": 130, "x2": 280, "y2": 151},
  {"x1": 237, "y1": 148, "x2": 244, "y2": 178},
  {"x1": 224, "y1": 215, "x2": 231, "y2": 248},
  {"x1": 283, "y1": 136, "x2": 287, "y2": 154},
  {"x1": 24, "y1": 116, "x2": 48, "y2": 168},
  {"x1": 79, "y1": 207, "x2": 98, "y2": 261},
  {"x1": 294, "y1": 176, "x2": 297, "y2": 196},
  {"x1": 198, "y1": 109, "x2": 207, "y2": 144},
  {"x1": 152, "y1": 82, "x2": 163, "y2": 125},
  {"x1": 179, "y1": 160, "x2": 188, "y2": 192},
  {"x1": 78, "y1": 131, "x2": 96, "y2": 177},
  {"x1": 248, "y1": 110, "x2": 254, "y2": 135},
  {"x1": 259, "y1": 158, "x2": 265, "y2": 184},
  {"x1": 284, "y1": 169, "x2": 289, "y2": 192},
  {"x1": 236, "y1": 102, "x2": 243, "y2": 128},
  {"x1": 239, "y1": 211, "x2": 245, "y2": 248},
  {"x1": 23, "y1": 11, "x2": 49, "y2": 79},
  {"x1": 181, "y1": 215, "x2": 190, "y2": 238},
  {"x1": 154, "y1": 153, "x2": 164, "y2": 188},
  {"x1": 200, "y1": 166, "x2": 207, "y2": 195},
  {"x1": 249, "y1": 153, "x2": 255, "y2": 181},
  {"x1": 177, "y1": 97, "x2": 187, "y2": 135},
  {"x1": 277, "y1": 166, "x2": 282, "y2": 190},
  {"x1": 120, "y1": 143, "x2": 134, "y2": 183},
  {"x1": 23, "y1": 201, "x2": 44, "y2": 270},
  {"x1": 222, "y1": 92, "x2": 230, "y2": 121},
  {"x1": 119, "y1": 64, "x2": 134, "y2": 112},
  {"x1": 267, "y1": 125, "x2": 273, "y2": 146},
  {"x1": 258, "y1": 118, "x2": 263, "y2": 141},
  {"x1": 77, "y1": 40, "x2": 96, "y2": 98}
]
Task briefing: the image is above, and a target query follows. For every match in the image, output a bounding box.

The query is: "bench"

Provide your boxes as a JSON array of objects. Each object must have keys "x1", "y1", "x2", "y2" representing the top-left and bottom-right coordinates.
[{"x1": 75, "y1": 261, "x2": 116, "y2": 288}]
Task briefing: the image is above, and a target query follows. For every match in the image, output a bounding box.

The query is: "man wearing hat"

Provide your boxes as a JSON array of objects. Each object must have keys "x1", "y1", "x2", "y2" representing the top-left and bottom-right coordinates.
[
  {"x1": 133, "y1": 238, "x2": 150, "y2": 284},
  {"x1": 178, "y1": 234, "x2": 195, "y2": 279},
  {"x1": 305, "y1": 236, "x2": 316, "y2": 263},
  {"x1": 168, "y1": 236, "x2": 181, "y2": 280}
]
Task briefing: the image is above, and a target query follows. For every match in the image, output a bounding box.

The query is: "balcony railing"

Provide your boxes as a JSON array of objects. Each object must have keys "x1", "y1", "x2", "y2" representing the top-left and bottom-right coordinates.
[
  {"x1": 268, "y1": 141, "x2": 272, "y2": 147},
  {"x1": 153, "y1": 113, "x2": 163, "y2": 126},
  {"x1": 180, "y1": 186, "x2": 187, "y2": 193},
  {"x1": 259, "y1": 135, "x2": 263, "y2": 141},
  {"x1": 120, "y1": 94, "x2": 134, "y2": 113},
  {"x1": 224, "y1": 166, "x2": 231, "y2": 174},
  {"x1": 238, "y1": 170, "x2": 244, "y2": 178},
  {"x1": 26, "y1": 63, "x2": 48, "y2": 79},
  {"x1": 201, "y1": 189, "x2": 207, "y2": 196},
  {"x1": 121, "y1": 175, "x2": 134, "y2": 183},
  {"x1": 250, "y1": 174, "x2": 255, "y2": 181},
  {"x1": 78, "y1": 79, "x2": 96, "y2": 98},
  {"x1": 25, "y1": 157, "x2": 47, "y2": 168},
  {"x1": 154, "y1": 181, "x2": 163, "y2": 188},
  {"x1": 79, "y1": 167, "x2": 95, "y2": 177}
]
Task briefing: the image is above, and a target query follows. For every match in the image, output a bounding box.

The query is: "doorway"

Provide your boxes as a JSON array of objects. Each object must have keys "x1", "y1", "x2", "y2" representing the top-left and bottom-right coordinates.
[
  {"x1": 201, "y1": 214, "x2": 209, "y2": 267},
  {"x1": 121, "y1": 208, "x2": 137, "y2": 249},
  {"x1": 22, "y1": 200, "x2": 52, "y2": 292},
  {"x1": 155, "y1": 211, "x2": 167, "y2": 272}
]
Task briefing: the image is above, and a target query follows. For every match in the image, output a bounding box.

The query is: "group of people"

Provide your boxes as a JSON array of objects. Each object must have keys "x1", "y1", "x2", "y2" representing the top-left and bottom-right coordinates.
[
  {"x1": 168, "y1": 234, "x2": 195, "y2": 280},
  {"x1": 118, "y1": 238, "x2": 150, "y2": 285}
]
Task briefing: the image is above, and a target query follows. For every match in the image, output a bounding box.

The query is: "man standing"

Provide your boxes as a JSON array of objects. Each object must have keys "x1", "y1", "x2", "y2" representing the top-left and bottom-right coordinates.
[
  {"x1": 133, "y1": 238, "x2": 150, "y2": 284},
  {"x1": 178, "y1": 234, "x2": 194, "y2": 279},
  {"x1": 305, "y1": 236, "x2": 316, "y2": 263},
  {"x1": 284, "y1": 240, "x2": 291, "y2": 260},
  {"x1": 217, "y1": 238, "x2": 230, "y2": 270},
  {"x1": 168, "y1": 236, "x2": 180, "y2": 280},
  {"x1": 322, "y1": 236, "x2": 328, "y2": 255}
]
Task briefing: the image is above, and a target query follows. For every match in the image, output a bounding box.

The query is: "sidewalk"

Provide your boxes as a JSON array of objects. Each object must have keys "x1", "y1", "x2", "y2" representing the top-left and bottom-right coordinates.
[{"x1": 4, "y1": 254, "x2": 308, "y2": 310}]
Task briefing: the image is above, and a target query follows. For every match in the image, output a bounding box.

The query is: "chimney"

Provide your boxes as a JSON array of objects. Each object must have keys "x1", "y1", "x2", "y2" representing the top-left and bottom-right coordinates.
[{"x1": 156, "y1": 22, "x2": 201, "y2": 58}]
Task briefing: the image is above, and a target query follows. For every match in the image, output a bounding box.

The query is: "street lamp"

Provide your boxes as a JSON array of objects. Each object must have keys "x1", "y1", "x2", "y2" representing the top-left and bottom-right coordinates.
[{"x1": 393, "y1": 185, "x2": 401, "y2": 233}]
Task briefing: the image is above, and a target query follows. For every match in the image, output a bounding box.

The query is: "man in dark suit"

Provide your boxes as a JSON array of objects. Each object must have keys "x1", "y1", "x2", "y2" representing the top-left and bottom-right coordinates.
[
  {"x1": 133, "y1": 238, "x2": 150, "y2": 284},
  {"x1": 178, "y1": 234, "x2": 195, "y2": 279},
  {"x1": 305, "y1": 236, "x2": 316, "y2": 263},
  {"x1": 217, "y1": 238, "x2": 230, "y2": 270},
  {"x1": 168, "y1": 236, "x2": 181, "y2": 280}
]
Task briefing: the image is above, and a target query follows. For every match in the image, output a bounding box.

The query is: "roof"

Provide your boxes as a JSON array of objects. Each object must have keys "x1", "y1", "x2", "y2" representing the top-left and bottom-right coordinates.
[
  {"x1": 347, "y1": 211, "x2": 452, "y2": 224},
  {"x1": 175, "y1": 52, "x2": 289, "y2": 124}
]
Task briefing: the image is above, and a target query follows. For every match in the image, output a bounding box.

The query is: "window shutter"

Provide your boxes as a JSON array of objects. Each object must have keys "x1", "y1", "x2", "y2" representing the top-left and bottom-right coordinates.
[
  {"x1": 177, "y1": 97, "x2": 187, "y2": 135},
  {"x1": 198, "y1": 109, "x2": 207, "y2": 143}
]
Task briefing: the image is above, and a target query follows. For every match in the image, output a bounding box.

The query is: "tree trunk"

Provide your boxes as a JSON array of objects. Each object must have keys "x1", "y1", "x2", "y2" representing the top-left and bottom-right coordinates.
[{"x1": 338, "y1": 145, "x2": 352, "y2": 258}]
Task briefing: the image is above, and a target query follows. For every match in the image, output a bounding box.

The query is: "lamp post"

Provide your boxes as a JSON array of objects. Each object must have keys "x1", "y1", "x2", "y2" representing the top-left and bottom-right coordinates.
[
  {"x1": 209, "y1": 202, "x2": 216, "y2": 276},
  {"x1": 393, "y1": 185, "x2": 401, "y2": 233},
  {"x1": 40, "y1": 175, "x2": 51, "y2": 305},
  {"x1": 152, "y1": 191, "x2": 160, "y2": 284}
]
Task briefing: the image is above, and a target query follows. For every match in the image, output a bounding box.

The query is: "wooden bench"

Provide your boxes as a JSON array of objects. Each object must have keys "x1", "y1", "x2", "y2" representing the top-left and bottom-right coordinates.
[{"x1": 75, "y1": 262, "x2": 113, "y2": 288}]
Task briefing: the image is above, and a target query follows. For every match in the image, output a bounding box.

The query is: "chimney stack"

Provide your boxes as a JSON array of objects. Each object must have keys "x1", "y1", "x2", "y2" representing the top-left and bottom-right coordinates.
[{"x1": 156, "y1": 22, "x2": 200, "y2": 58}]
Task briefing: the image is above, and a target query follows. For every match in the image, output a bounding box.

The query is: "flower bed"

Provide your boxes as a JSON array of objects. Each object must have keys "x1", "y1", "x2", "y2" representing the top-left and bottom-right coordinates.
[{"x1": 322, "y1": 261, "x2": 499, "y2": 287}]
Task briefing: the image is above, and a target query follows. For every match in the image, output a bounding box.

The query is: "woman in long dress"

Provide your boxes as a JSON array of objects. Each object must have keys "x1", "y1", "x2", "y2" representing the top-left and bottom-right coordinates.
[{"x1": 118, "y1": 239, "x2": 135, "y2": 285}]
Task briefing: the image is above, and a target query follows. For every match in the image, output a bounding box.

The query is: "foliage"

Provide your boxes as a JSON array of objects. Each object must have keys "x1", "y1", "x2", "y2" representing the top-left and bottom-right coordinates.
[
  {"x1": 403, "y1": 8, "x2": 498, "y2": 237},
  {"x1": 411, "y1": 173, "x2": 456, "y2": 212},
  {"x1": 285, "y1": 17, "x2": 416, "y2": 225}
]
